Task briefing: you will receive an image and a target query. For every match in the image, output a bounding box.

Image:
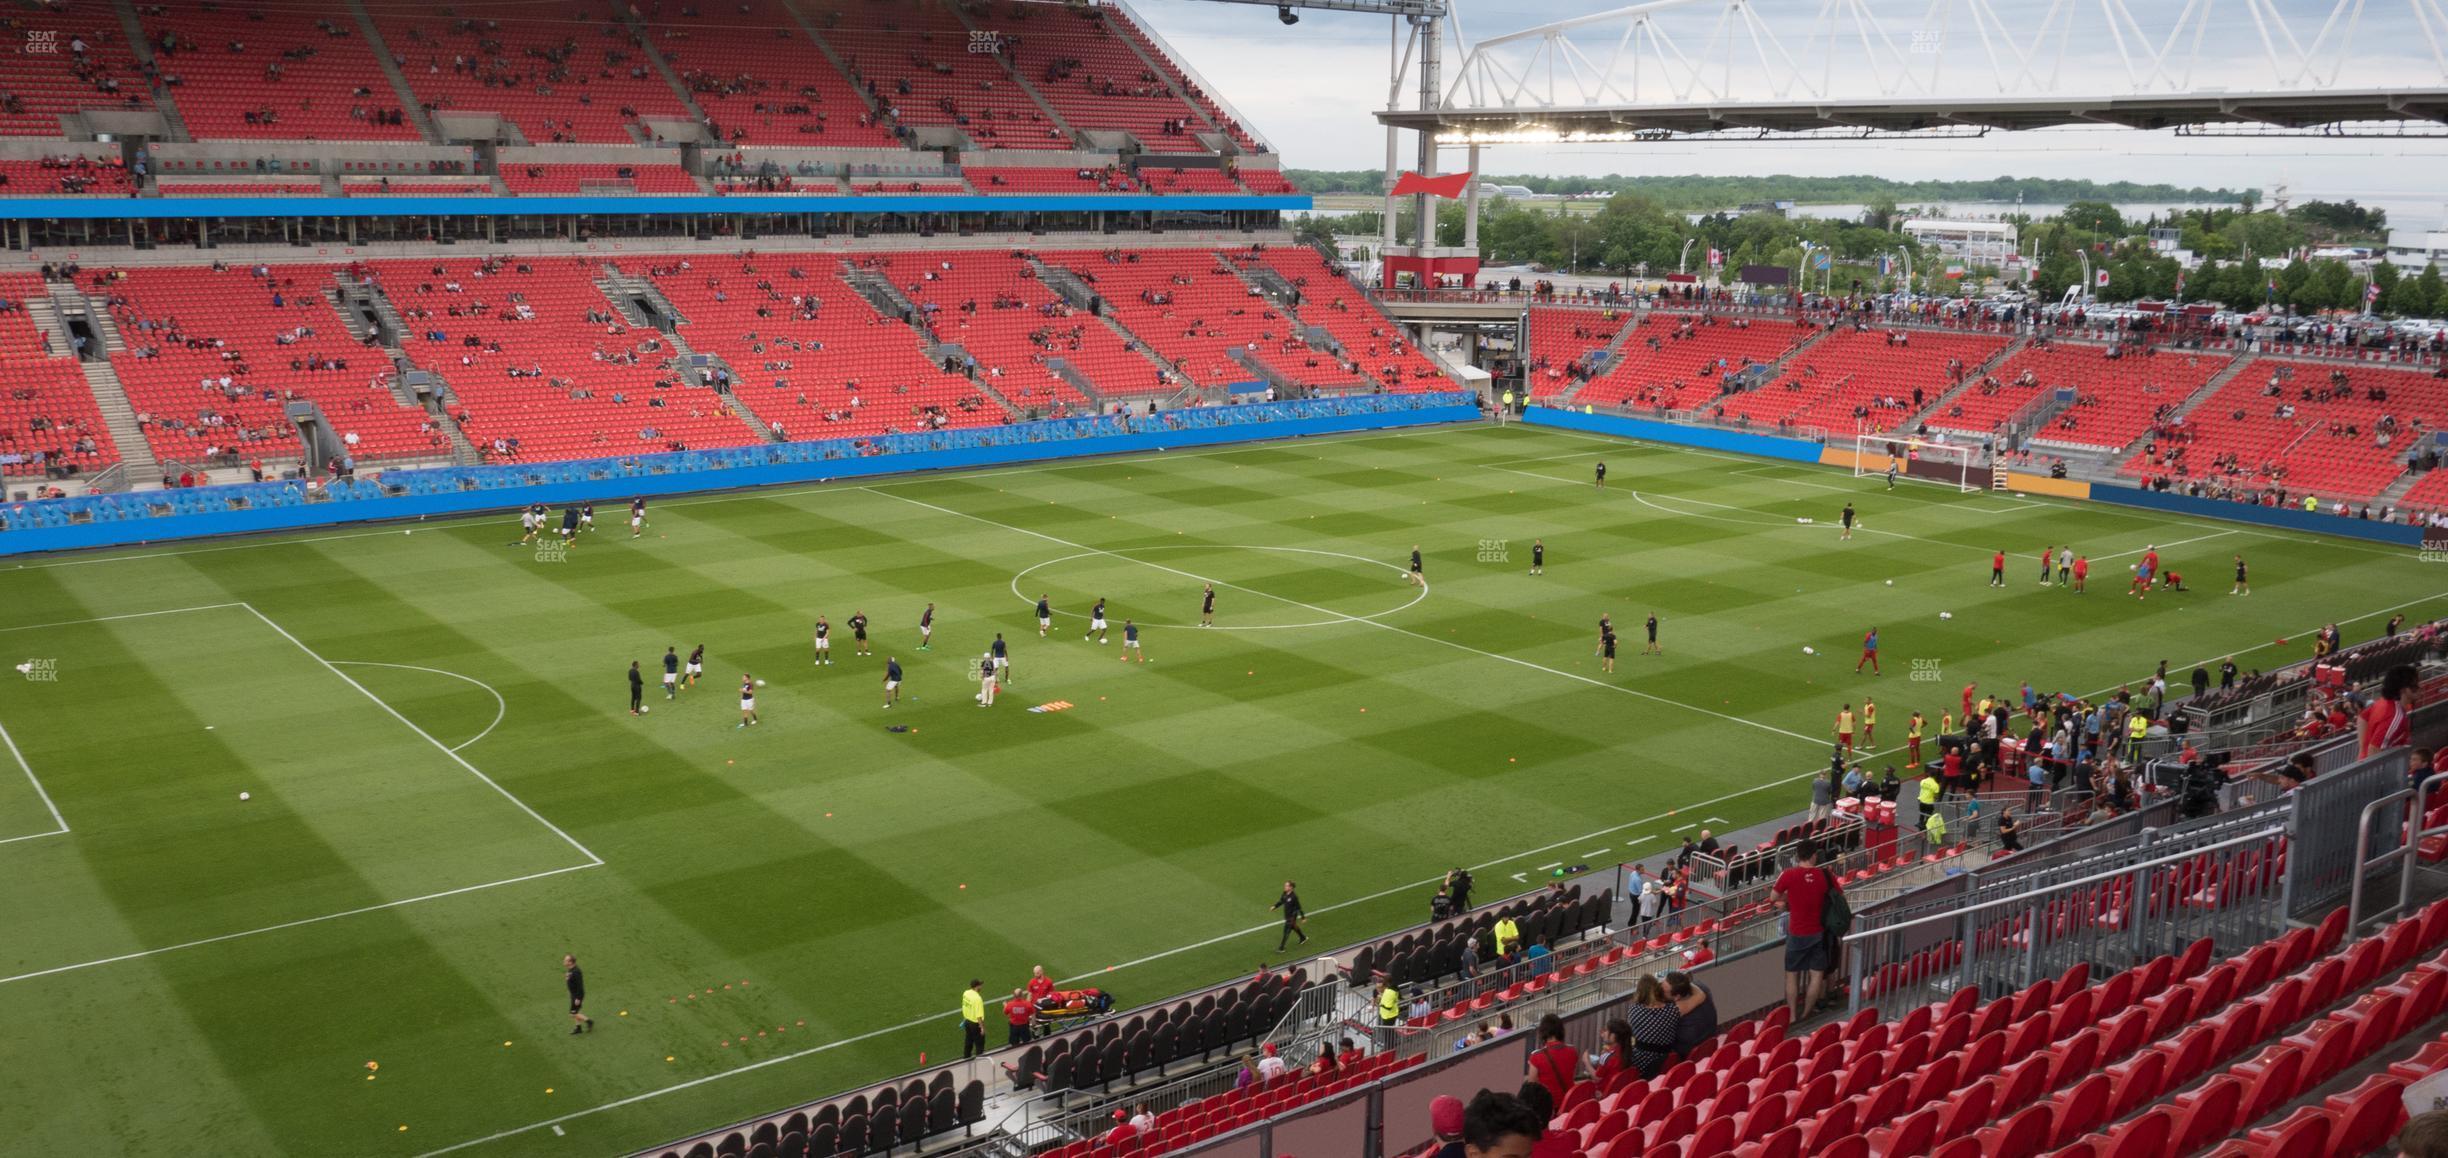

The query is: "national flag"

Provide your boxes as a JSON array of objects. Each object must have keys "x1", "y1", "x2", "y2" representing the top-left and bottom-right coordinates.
[
  {"x1": 1390, "y1": 171, "x2": 1472, "y2": 199},
  {"x1": 2174, "y1": 271, "x2": 2187, "y2": 295},
  {"x1": 2094, "y1": 270, "x2": 2111, "y2": 287},
  {"x1": 1944, "y1": 264, "x2": 1966, "y2": 279},
  {"x1": 1707, "y1": 248, "x2": 1724, "y2": 267},
  {"x1": 1875, "y1": 255, "x2": 1893, "y2": 275},
  {"x1": 2366, "y1": 282, "x2": 2383, "y2": 305}
]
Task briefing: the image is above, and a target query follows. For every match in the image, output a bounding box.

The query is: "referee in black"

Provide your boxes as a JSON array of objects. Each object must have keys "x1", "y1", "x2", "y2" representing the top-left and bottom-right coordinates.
[
  {"x1": 565, "y1": 954, "x2": 594, "y2": 1034},
  {"x1": 627, "y1": 660, "x2": 644, "y2": 716},
  {"x1": 1271, "y1": 880, "x2": 1308, "y2": 952}
]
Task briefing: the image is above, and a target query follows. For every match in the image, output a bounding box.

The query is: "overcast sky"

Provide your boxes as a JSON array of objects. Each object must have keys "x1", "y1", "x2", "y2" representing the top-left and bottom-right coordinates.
[{"x1": 1126, "y1": 0, "x2": 2448, "y2": 225}]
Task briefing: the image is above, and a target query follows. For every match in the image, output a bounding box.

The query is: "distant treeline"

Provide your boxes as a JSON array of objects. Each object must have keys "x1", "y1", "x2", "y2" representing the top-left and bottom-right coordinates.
[{"x1": 1287, "y1": 171, "x2": 2251, "y2": 209}]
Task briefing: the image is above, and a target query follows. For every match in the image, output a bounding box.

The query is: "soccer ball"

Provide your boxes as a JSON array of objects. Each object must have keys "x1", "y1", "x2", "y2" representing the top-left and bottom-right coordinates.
[
  {"x1": 1802, "y1": 646, "x2": 1817, "y2": 656},
  {"x1": 641, "y1": 705, "x2": 650, "y2": 713},
  {"x1": 1885, "y1": 580, "x2": 1894, "y2": 586},
  {"x1": 2130, "y1": 564, "x2": 2139, "y2": 572},
  {"x1": 1940, "y1": 612, "x2": 1954, "y2": 620},
  {"x1": 755, "y1": 679, "x2": 767, "y2": 688},
  {"x1": 239, "y1": 792, "x2": 251, "y2": 801}
]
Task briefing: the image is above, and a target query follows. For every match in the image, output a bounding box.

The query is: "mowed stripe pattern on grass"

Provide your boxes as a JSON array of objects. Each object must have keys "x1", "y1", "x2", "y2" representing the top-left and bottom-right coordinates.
[{"x1": 0, "y1": 422, "x2": 2438, "y2": 1155}]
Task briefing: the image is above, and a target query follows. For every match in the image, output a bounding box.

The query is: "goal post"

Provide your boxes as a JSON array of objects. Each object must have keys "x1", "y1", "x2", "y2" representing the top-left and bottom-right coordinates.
[{"x1": 1851, "y1": 434, "x2": 1992, "y2": 493}]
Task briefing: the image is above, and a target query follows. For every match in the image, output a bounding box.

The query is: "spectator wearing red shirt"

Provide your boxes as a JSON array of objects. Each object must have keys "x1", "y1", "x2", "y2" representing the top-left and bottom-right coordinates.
[
  {"x1": 1524, "y1": 1013, "x2": 1587, "y2": 1107},
  {"x1": 1003, "y1": 988, "x2": 1035, "y2": 1048},
  {"x1": 1774, "y1": 842, "x2": 1835, "y2": 1020},
  {"x1": 2361, "y1": 666, "x2": 2418, "y2": 759}
]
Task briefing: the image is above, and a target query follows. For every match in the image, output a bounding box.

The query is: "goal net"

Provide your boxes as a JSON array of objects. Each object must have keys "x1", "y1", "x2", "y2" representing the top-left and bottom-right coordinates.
[{"x1": 1851, "y1": 435, "x2": 1993, "y2": 493}]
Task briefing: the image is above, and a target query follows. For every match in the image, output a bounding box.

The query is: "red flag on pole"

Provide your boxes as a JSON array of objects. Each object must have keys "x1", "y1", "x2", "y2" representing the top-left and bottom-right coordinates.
[{"x1": 1390, "y1": 171, "x2": 1473, "y2": 199}]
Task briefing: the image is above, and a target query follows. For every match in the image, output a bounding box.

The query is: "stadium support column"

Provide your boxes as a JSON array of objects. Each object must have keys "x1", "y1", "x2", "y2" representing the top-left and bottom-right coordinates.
[
  {"x1": 1462, "y1": 143, "x2": 1481, "y2": 251},
  {"x1": 1380, "y1": 17, "x2": 1401, "y2": 266},
  {"x1": 1412, "y1": 13, "x2": 1440, "y2": 251}
]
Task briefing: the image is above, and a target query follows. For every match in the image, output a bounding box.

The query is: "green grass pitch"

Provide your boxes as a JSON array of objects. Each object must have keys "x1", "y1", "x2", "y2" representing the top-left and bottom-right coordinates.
[{"x1": 0, "y1": 421, "x2": 2438, "y2": 1155}]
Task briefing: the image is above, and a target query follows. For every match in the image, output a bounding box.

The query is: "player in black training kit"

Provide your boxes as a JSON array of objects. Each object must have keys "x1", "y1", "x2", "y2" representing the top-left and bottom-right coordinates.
[
  {"x1": 849, "y1": 611, "x2": 871, "y2": 656},
  {"x1": 579, "y1": 503, "x2": 595, "y2": 533},
  {"x1": 1840, "y1": 503, "x2": 1856, "y2": 541},
  {"x1": 661, "y1": 646, "x2": 680, "y2": 700},
  {"x1": 685, "y1": 643, "x2": 704, "y2": 687},
  {"x1": 1036, "y1": 595, "x2": 1053, "y2": 637},
  {"x1": 991, "y1": 633, "x2": 1010, "y2": 685},
  {"x1": 1407, "y1": 546, "x2": 1424, "y2": 587},
  {"x1": 1594, "y1": 461, "x2": 1607, "y2": 488},
  {"x1": 565, "y1": 954, "x2": 593, "y2": 1034},
  {"x1": 1530, "y1": 539, "x2": 1544, "y2": 575},
  {"x1": 1646, "y1": 613, "x2": 1662, "y2": 655},
  {"x1": 812, "y1": 616, "x2": 832, "y2": 665},
  {"x1": 627, "y1": 661, "x2": 644, "y2": 715},
  {"x1": 1087, "y1": 598, "x2": 1109, "y2": 644},
  {"x1": 1200, "y1": 584, "x2": 1215, "y2": 627}
]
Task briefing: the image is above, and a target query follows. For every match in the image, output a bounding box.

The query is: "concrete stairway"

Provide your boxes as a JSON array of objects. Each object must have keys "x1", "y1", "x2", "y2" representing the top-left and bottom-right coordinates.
[
  {"x1": 1098, "y1": 6, "x2": 1228, "y2": 141},
  {"x1": 619, "y1": 8, "x2": 712, "y2": 126},
  {"x1": 346, "y1": 0, "x2": 443, "y2": 143},
  {"x1": 1902, "y1": 335, "x2": 2030, "y2": 431},
  {"x1": 79, "y1": 361, "x2": 161, "y2": 485},
  {"x1": 1027, "y1": 256, "x2": 1176, "y2": 399},
  {"x1": 947, "y1": 4, "x2": 1078, "y2": 146},
  {"x1": 109, "y1": 0, "x2": 192, "y2": 142}
]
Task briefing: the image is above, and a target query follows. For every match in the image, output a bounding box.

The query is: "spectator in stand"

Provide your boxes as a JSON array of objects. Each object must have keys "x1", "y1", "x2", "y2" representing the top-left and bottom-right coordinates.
[
  {"x1": 2363, "y1": 665, "x2": 2418, "y2": 758},
  {"x1": 1592, "y1": 1018, "x2": 1637, "y2": 1086},
  {"x1": 1255, "y1": 1041, "x2": 1287, "y2": 1081},
  {"x1": 1774, "y1": 842, "x2": 1833, "y2": 1020},
  {"x1": 1425, "y1": 1095, "x2": 1467, "y2": 1158},
  {"x1": 1621, "y1": 975, "x2": 1682, "y2": 1079},
  {"x1": 1665, "y1": 971, "x2": 1718, "y2": 1055},
  {"x1": 2397, "y1": 1110, "x2": 2448, "y2": 1158},
  {"x1": 1233, "y1": 1053, "x2": 1258, "y2": 1091},
  {"x1": 1524, "y1": 1013, "x2": 1587, "y2": 1105},
  {"x1": 1447, "y1": 1090, "x2": 1545, "y2": 1158}
]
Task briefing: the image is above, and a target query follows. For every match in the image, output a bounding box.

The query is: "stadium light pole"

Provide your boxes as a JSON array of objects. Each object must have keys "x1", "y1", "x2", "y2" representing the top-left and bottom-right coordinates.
[{"x1": 1679, "y1": 236, "x2": 1697, "y2": 274}]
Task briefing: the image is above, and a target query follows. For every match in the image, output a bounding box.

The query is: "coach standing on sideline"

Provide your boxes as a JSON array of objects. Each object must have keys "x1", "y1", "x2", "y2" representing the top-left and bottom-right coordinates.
[
  {"x1": 1272, "y1": 880, "x2": 1309, "y2": 952},
  {"x1": 960, "y1": 979, "x2": 988, "y2": 1059}
]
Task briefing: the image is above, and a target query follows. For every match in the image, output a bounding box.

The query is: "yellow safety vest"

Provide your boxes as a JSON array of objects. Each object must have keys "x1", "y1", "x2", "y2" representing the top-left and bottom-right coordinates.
[
  {"x1": 2129, "y1": 715, "x2": 2149, "y2": 741},
  {"x1": 1379, "y1": 987, "x2": 1400, "y2": 1022},
  {"x1": 1494, "y1": 918, "x2": 1519, "y2": 953},
  {"x1": 961, "y1": 988, "x2": 984, "y2": 1025},
  {"x1": 1919, "y1": 776, "x2": 1941, "y2": 806}
]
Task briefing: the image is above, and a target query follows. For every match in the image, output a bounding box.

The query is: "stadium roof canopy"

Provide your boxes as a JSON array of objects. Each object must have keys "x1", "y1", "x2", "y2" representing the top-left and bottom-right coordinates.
[{"x1": 1376, "y1": 88, "x2": 2448, "y2": 141}]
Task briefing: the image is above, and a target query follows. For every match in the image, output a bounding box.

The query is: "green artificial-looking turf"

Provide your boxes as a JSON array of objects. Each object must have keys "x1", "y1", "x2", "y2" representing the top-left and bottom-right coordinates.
[{"x1": 0, "y1": 422, "x2": 2436, "y2": 1155}]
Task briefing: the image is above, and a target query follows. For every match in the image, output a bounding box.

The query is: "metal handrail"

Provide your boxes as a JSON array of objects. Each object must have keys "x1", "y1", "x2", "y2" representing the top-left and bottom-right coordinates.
[
  {"x1": 2349, "y1": 767, "x2": 2448, "y2": 929},
  {"x1": 1841, "y1": 823, "x2": 2289, "y2": 944}
]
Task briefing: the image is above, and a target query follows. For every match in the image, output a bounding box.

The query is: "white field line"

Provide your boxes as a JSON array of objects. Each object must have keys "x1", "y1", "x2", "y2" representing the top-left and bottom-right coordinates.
[
  {"x1": 0, "y1": 601, "x2": 245, "y2": 634},
  {"x1": 243, "y1": 604, "x2": 599, "y2": 867},
  {"x1": 0, "y1": 862, "x2": 601, "y2": 986},
  {"x1": 0, "y1": 720, "x2": 69, "y2": 846},
  {"x1": 855, "y1": 487, "x2": 1829, "y2": 748},
  {"x1": 328, "y1": 661, "x2": 509, "y2": 753}
]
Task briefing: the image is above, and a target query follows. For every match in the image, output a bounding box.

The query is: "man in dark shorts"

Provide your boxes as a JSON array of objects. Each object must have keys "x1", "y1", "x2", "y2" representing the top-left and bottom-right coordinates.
[
  {"x1": 1408, "y1": 546, "x2": 1424, "y2": 587},
  {"x1": 1529, "y1": 539, "x2": 1544, "y2": 576},
  {"x1": 1200, "y1": 584, "x2": 1216, "y2": 627},
  {"x1": 849, "y1": 611, "x2": 870, "y2": 656},
  {"x1": 2232, "y1": 554, "x2": 2249, "y2": 596},
  {"x1": 1773, "y1": 843, "x2": 1833, "y2": 1020},
  {"x1": 627, "y1": 660, "x2": 643, "y2": 716},
  {"x1": 1645, "y1": 613, "x2": 1660, "y2": 655},
  {"x1": 1989, "y1": 549, "x2": 2006, "y2": 587},
  {"x1": 1594, "y1": 461, "x2": 1607, "y2": 488},
  {"x1": 1600, "y1": 624, "x2": 1617, "y2": 673},
  {"x1": 1595, "y1": 613, "x2": 1611, "y2": 657},
  {"x1": 918, "y1": 602, "x2": 935, "y2": 651},
  {"x1": 1839, "y1": 503, "x2": 1855, "y2": 541},
  {"x1": 565, "y1": 954, "x2": 593, "y2": 1034}
]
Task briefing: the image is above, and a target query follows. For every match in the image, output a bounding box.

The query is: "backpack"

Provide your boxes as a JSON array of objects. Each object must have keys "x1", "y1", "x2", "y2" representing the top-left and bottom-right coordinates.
[{"x1": 1820, "y1": 868, "x2": 1854, "y2": 939}]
